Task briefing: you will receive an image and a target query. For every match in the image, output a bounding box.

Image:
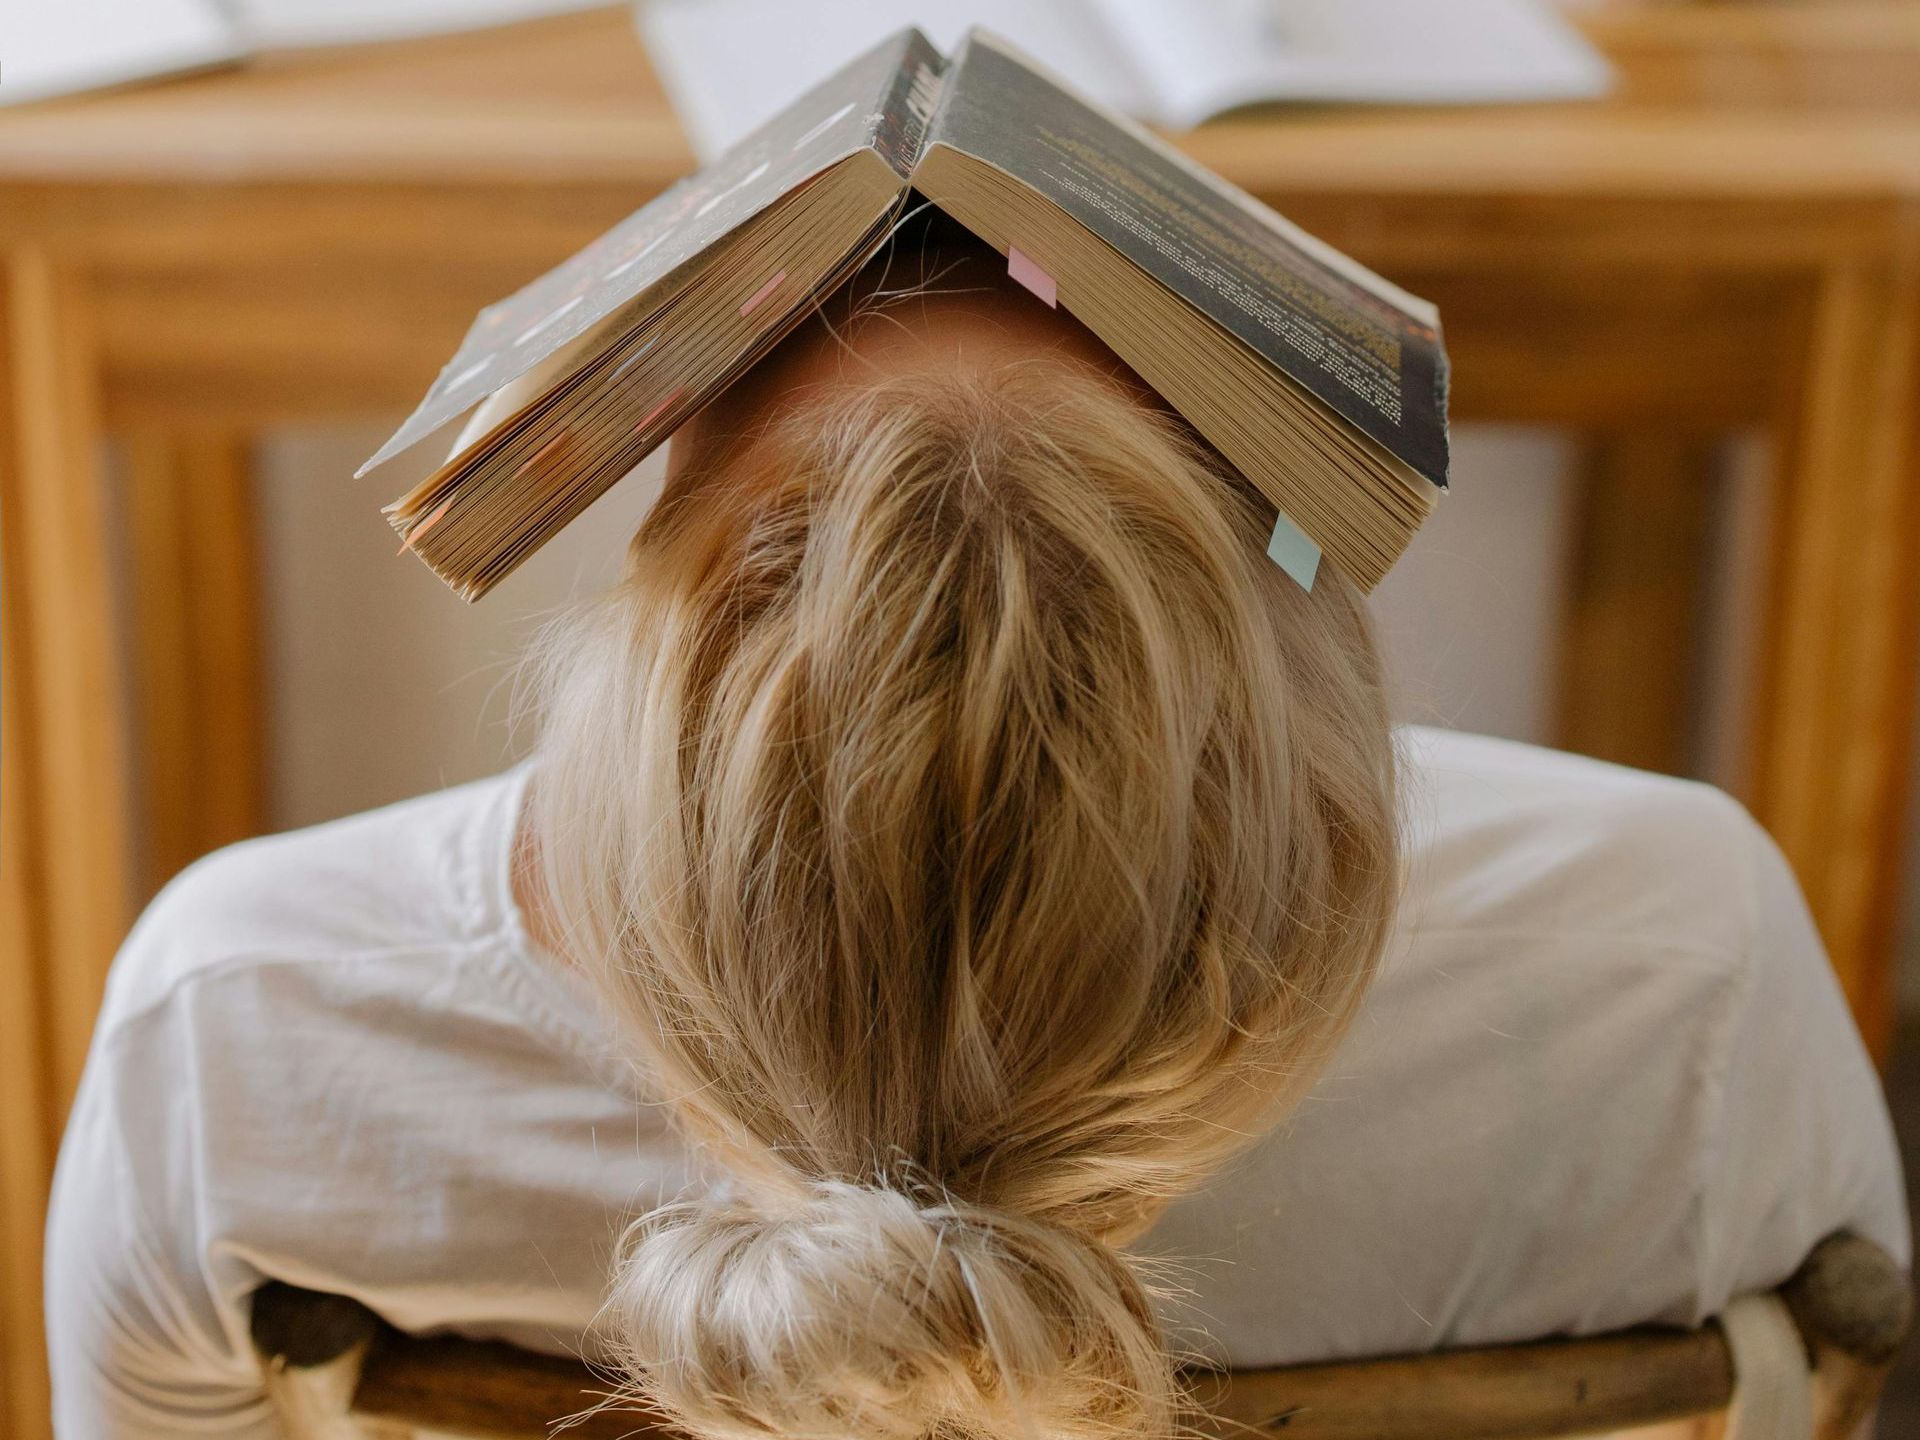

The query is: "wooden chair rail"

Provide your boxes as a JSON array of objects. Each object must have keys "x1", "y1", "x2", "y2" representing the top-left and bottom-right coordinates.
[{"x1": 251, "y1": 1232, "x2": 1911, "y2": 1440}]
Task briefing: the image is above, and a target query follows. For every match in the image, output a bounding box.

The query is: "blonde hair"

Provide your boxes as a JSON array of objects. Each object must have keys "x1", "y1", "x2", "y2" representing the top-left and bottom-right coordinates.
[{"x1": 527, "y1": 361, "x2": 1398, "y2": 1440}]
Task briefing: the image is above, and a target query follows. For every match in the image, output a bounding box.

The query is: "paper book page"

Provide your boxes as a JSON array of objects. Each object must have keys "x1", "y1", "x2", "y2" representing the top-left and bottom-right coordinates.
[
  {"x1": 225, "y1": 0, "x2": 600, "y2": 48},
  {"x1": 921, "y1": 29, "x2": 1448, "y2": 487},
  {"x1": 2, "y1": 0, "x2": 243, "y2": 106},
  {"x1": 638, "y1": 0, "x2": 1152, "y2": 163},
  {"x1": 1093, "y1": 0, "x2": 1611, "y2": 127},
  {"x1": 361, "y1": 26, "x2": 934, "y2": 478}
]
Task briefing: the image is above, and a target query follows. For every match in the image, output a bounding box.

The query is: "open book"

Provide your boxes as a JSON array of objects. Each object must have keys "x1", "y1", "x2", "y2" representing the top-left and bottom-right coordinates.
[
  {"x1": 4, "y1": 0, "x2": 243, "y2": 106},
  {"x1": 642, "y1": 0, "x2": 1613, "y2": 158},
  {"x1": 365, "y1": 28, "x2": 1449, "y2": 601}
]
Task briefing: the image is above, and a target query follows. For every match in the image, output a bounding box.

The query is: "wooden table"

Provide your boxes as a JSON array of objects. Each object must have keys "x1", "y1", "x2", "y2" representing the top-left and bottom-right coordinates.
[{"x1": 4, "y1": 5, "x2": 1919, "y2": 1436}]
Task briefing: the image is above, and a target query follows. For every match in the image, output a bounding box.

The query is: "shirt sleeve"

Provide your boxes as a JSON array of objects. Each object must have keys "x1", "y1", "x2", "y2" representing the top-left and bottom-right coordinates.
[
  {"x1": 1698, "y1": 809, "x2": 1911, "y2": 1301},
  {"x1": 44, "y1": 926, "x2": 280, "y2": 1438}
]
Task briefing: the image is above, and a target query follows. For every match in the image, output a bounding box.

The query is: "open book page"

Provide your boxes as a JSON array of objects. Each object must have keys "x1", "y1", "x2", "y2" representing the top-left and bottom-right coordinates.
[
  {"x1": 4, "y1": 0, "x2": 243, "y2": 106},
  {"x1": 637, "y1": 0, "x2": 1150, "y2": 162},
  {"x1": 920, "y1": 30, "x2": 1448, "y2": 487},
  {"x1": 360, "y1": 27, "x2": 936, "y2": 476},
  {"x1": 1093, "y1": 0, "x2": 1611, "y2": 127},
  {"x1": 226, "y1": 0, "x2": 600, "y2": 48}
]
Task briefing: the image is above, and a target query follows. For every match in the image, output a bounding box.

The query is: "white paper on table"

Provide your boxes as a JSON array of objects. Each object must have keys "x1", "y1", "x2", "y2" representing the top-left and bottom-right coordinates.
[
  {"x1": 225, "y1": 0, "x2": 608, "y2": 49},
  {"x1": 1092, "y1": 0, "x2": 1613, "y2": 129},
  {"x1": 638, "y1": 0, "x2": 1612, "y2": 162},
  {"x1": 636, "y1": 0, "x2": 1156, "y2": 162},
  {"x1": 1, "y1": 0, "x2": 244, "y2": 106}
]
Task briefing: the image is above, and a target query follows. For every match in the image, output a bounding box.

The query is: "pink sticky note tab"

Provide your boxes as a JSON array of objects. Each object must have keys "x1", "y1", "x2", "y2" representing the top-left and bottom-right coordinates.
[
  {"x1": 1007, "y1": 247, "x2": 1057, "y2": 308},
  {"x1": 633, "y1": 387, "x2": 684, "y2": 435},
  {"x1": 739, "y1": 269, "x2": 787, "y2": 317}
]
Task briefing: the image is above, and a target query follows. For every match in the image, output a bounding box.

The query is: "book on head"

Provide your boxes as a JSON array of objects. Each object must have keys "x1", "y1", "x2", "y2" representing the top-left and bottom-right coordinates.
[{"x1": 364, "y1": 27, "x2": 1449, "y2": 601}]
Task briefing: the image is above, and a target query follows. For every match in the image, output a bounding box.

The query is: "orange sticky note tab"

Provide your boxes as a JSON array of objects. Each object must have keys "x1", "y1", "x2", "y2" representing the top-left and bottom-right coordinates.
[
  {"x1": 398, "y1": 497, "x2": 452, "y2": 555},
  {"x1": 510, "y1": 431, "x2": 566, "y2": 481},
  {"x1": 1007, "y1": 247, "x2": 1057, "y2": 307}
]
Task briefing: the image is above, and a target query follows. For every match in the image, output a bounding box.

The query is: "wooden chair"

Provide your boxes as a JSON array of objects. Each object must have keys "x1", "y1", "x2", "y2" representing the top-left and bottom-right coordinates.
[{"x1": 251, "y1": 1231, "x2": 1910, "y2": 1440}]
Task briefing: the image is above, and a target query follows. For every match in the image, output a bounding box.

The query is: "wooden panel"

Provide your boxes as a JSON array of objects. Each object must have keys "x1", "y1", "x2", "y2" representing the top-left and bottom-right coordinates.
[
  {"x1": 0, "y1": 252, "x2": 127, "y2": 1440},
  {"x1": 0, "y1": 184, "x2": 1814, "y2": 430},
  {"x1": 1555, "y1": 435, "x2": 1719, "y2": 774},
  {"x1": 2, "y1": 251, "x2": 132, "y2": 1113},
  {"x1": 1389, "y1": 266, "x2": 1800, "y2": 430},
  {"x1": 84, "y1": 248, "x2": 1804, "y2": 431},
  {"x1": 0, "y1": 291, "x2": 56, "y2": 1440},
  {"x1": 0, "y1": 170, "x2": 1868, "y2": 436},
  {"x1": 1190, "y1": 1327, "x2": 1733, "y2": 1440},
  {"x1": 1587, "y1": 0, "x2": 1920, "y2": 112},
  {"x1": 58, "y1": 182, "x2": 640, "y2": 428},
  {"x1": 3, "y1": 178, "x2": 1906, "y2": 271},
  {"x1": 1748, "y1": 244, "x2": 1920, "y2": 1060},
  {"x1": 123, "y1": 433, "x2": 267, "y2": 899}
]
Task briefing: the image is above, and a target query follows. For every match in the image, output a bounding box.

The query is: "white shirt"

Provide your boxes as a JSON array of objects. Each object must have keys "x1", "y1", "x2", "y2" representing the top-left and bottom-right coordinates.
[{"x1": 45, "y1": 726, "x2": 1909, "y2": 1438}]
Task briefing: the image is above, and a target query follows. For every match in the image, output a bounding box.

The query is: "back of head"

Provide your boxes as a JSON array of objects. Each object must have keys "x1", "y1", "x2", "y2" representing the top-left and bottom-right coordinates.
[{"x1": 528, "y1": 359, "x2": 1397, "y2": 1440}]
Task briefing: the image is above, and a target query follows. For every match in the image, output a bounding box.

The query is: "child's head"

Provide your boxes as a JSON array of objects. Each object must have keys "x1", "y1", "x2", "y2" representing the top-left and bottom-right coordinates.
[{"x1": 526, "y1": 240, "x2": 1399, "y2": 1440}]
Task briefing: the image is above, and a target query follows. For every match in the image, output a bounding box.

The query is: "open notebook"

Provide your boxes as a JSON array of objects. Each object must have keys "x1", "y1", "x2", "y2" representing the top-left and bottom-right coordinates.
[
  {"x1": 641, "y1": 0, "x2": 1613, "y2": 158},
  {"x1": 364, "y1": 28, "x2": 1449, "y2": 601}
]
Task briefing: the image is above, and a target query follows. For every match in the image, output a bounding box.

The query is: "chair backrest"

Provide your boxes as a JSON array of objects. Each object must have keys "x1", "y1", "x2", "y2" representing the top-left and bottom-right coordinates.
[{"x1": 252, "y1": 1231, "x2": 1911, "y2": 1440}]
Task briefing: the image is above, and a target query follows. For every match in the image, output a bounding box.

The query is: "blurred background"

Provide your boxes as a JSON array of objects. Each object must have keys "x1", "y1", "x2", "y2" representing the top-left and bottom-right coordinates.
[{"x1": 3, "y1": 2, "x2": 1918, "y2": 1437}]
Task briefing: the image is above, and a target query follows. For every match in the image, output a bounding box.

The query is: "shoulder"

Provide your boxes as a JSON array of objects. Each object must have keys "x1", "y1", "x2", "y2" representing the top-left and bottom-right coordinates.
[
  {"x1": 1149, "y1": 731, "x2": 1893, "y2": 1364},
  {"x1": 96, "y1": 767, "x2": 532, "y2": 1037},
  {"x1": 1395, "y1": 725, "x2": 1763, "y2": 960}
]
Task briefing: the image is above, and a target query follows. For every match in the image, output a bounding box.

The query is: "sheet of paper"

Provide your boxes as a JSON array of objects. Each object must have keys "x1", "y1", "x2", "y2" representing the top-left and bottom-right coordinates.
[
  {"x1": 226, "y1": 0, "x2": 604, "y2": 48},
  {"x1": 2, "y1": 0, "x2": 243, "y2": 106},
  {"x1": 1094, "y1": 0, "x2": 1612, "y2": 127},
  {"x1": 638, "y1": 0, "x2": 1153, "y2": 162}
]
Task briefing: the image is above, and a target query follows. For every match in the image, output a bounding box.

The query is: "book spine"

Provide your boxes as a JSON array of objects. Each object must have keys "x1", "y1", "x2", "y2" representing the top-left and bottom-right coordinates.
[{"x1": 868, "y1": 30, "x2": 948, "y2": 180}]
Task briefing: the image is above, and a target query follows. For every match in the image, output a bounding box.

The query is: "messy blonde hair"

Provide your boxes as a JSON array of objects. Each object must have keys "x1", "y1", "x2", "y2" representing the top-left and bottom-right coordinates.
[{"x1": 528, "y1": 361, "x2": 1398, "y2": 1440}]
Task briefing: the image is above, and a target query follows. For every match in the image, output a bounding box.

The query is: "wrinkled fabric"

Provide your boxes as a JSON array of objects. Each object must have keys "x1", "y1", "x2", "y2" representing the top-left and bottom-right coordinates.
[{"x1": 46, "y1": 727, "x2": 1908, "y2": 1437}]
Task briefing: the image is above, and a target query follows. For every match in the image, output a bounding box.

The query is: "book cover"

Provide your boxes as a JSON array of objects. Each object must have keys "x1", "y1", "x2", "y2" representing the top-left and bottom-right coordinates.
[
  {"x1": 360, "y1": 26, "x2": 939, "y2": 475},
  {"x1": 925, "y1": 32, "x2": 1449, "y2": 489}
]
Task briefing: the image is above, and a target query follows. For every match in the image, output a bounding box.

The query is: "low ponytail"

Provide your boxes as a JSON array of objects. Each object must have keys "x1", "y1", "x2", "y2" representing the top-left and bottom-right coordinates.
[
  {"x1": 613, "y1": 1182, "x2": 1173, "y2": 1440},
  {"x1": 529, "y1": 363, "x2": 1397, "y2": 1440}
]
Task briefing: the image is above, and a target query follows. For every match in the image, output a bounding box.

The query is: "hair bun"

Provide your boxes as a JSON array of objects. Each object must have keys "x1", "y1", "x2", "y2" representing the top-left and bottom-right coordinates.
[{"x1": 607, "y1": 1179, "x2": 1177, "y2": 1440}]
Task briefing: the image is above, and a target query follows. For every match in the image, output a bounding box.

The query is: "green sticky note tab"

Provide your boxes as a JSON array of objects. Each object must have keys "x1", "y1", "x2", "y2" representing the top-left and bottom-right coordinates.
[{"x1": 1266, "y1": 509, "x2": 1321, "y2": 592}]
